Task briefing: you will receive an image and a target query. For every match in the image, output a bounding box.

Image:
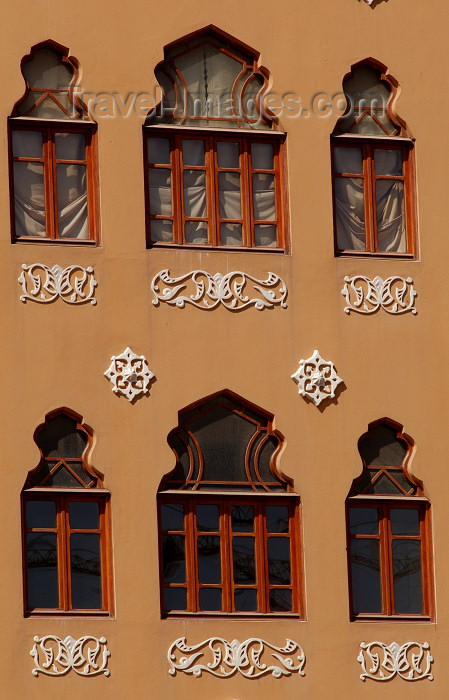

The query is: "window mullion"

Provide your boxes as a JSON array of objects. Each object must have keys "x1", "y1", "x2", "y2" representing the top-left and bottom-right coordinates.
[
  {"x1": 45, "y1": 128, "x2": 58, "y2": 239},
  {"x1": 222, "y1": 502, "x2": 232, "y2": 612},
  {"x1": 57, "y1": 496, "x2": 69, "y2": 611},
  {"x1": 255, "y1": 502, "x2": 268, "y2": 613},
  {"x1": 242, "y1": 139, "x2": 253, "y2": 247},
  {"x1": 207, "y1": 136, "x2": 218, "y2": 246},
  {"x1": 173, "y1": 136, "x2": 184, "y2": 245},
  {"x1": 186, "y1": 503, "x2": 198, "y2": 612},
  {"x1": 380, "y1": 505, "x2": 393, "y2": 615},
  {"x1": 364, "y1": 144, "x2": 377, "y2": 252}
]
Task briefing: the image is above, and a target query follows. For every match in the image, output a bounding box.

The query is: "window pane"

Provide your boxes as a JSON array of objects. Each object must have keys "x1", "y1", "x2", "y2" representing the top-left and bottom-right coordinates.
[
  {"x1": 185, "y1": 221, "x2": 208, "y2": 244},
  {"x1": 255, "y1": 224, "x2": 277, "y2": 247},
  {"x1": 184, "y1": 170, "x2": 206, "y2": 217},
  {"x1": 376, "y1": 180, "x2": 405, "y2": 252},
  {"x1": 351, "y1": 539, "x2": 381, "y2": 613},
  {"x1": 220, "y1": 223, "x2": 242, "y2": 245},
  {"x1": 335, "y1": 178, "x2": 365, "y2": 250},
  {"x1": 69, "y1": 501, "x2": 99, "y2": 529},
  {"x1": 150, "y1": 220, "x2": 173, "y2": 243},
  {"x1": 270, "y1": 589, "x2": 292, "y2": 612},
  {"x1": 161, "y1": 503, "x2": 184, "y2": 531},
  {"x1": 266, "y1": 506, "x2": 289, "y2": 533},
  {"x1": 267, "y1": 538, "x2": 291, "y2": 584},
  {"x1": 12, "y1": 130, "x2": 43, "y2": 158},
  {"x1": 199, "y1": 588, "x2": 222, "y2": 611},
  {"x1": 251, "y1": 143, "x2": 274, "y2": 170},
  {"x1": 198, "y1": 535, "x2": 221, "y2": 583},
  {"x1": 13, "y1": 162, "x2": 46, "y2": 237},
  {"x1": 27, "y1": 533, "x2": 58, "y2": 608},
  {"x1": 55, "y1": 133, "x2": 85, "y2": 161},
  {"x1": 349, "y1": 508, "x2": 379, "y2": 535},
  {"x1": 333, "y1": 147, "x2": 363, "y2": 174},
  {"x1": 149, "y1": 169, "x2": 172, "y2": 215},
  {"x1": 391, "y1": 508, "x2": 420, "y2": 536},
  {"x1": 232, "y1": 505, "x2": 254, "y2": 532},
  {"x1": 162, "y1": 535, "x2": 185, "y2": 583},
  {"x1": 217, "y1": 141, "x2": 239, "y2": 168},
  {"x1": 253, "y1": 174, "x2": 275, "y2": 220},
  {"x1": 219, "y1": 172, "x2": 241, "y2": 219},
  {"x1": 234, "y1": 588, "x2": 257, "y2": 612},
  {"x1": 26, "y1": 500, "x2": 56, "y2": 529},
  {"x1": 164, "y1": 587, "x2": 186, "y2": 611},
  {"x1": 374, "y1": 149, "x2": 403, "y2": 176},
  {"x1": 182, "y1": 139, "x2": 205, "y2": 166},
  {"x1": 233, "y1": 536, "x2": 255, "y2": 584},
  {"x1": 196, "y1": 504, "x2": 219, "y2": 531},
  {"x1": 70, "y1": 533, "x2": 102, "y2": 609},
  {"x1": 147, "y1": 137, "x2": 170, "y2": 164},
  {"x1": 57, "y1": 164, "x2": 88, "y2": 238},
  {"x1": 393, "y1": 540, "x2": 423, "y2": 614}
]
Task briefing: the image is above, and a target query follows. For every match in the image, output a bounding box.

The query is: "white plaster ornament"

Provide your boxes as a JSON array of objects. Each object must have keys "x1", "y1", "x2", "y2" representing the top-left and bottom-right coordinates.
[
  {"x1": 358, "y1": 641, "x2": 433, "y2": 682},
  {"x1": 19, "y1": 263, "x2": 97, "y2": 305},
  {"x1": 104, "y1": 347, "x2": 154, "y2": 401},
  {"x1": 30, "y1": 635, "x2": 110, "y2": 677},
  {"x1": 342, "y1": 275, "x2": 417, "y2": 315},
  {"x1": 291, "y1": 349, "x2": 343, "y2": 406}
]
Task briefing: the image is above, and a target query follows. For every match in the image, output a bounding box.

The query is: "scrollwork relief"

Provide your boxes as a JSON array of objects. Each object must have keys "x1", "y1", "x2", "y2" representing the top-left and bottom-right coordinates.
[
  {"x1": 342, "y1": 275, "x2": 417, "y2": 315},
  {"x1": 19, "y1": 264, "x2": 97, "y2": 305},
  {"x1": 30, "y1": 635, "x2": 110, "y2": 677},
  {"x1": 358, "y1": 641, "x2": 433, "y2": 682}
]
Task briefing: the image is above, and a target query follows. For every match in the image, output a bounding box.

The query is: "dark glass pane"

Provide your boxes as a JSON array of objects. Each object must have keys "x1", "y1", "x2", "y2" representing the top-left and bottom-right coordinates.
[
  {"x1": 182, "y1": 139, "x2": 205, "y2": 166},
  {"x1": 161, "y1": 503, "x2": 184, "y2": 531},
  {"x1": 12, "y1": 130, "x2": 43, "y2": 158},
  {"x1": 70, "y1": 533, "x2": 101, "y2": 609},
  {"x1": 219, "y1": 172, "x2": 241, "y2": 218},
  {"x1": 358, "y1": 424, "x2": 407, "y2": 467},
  {"x1": 233, "y1": 537, "x2": 255, "y2": 584},
  {"x1": 26, "y1": 500, "x2": 56, "y2": 529},
  {"x1": 13, "y1": 162, "x2": 46, "y2": 237},
  {"x1": 376, "y1": 181, "x2": 405, "y2": 252},
  {"x1": 393, "y1": 540, "x2": 423, "y2": 614},
  {"x1": 196, "y1": 504, "x2": 219, "y2": 531},
  {"x1": 371, "y1": 472, "x2": 403, "y2": 495},
  {"x1": 335, "y1": 178, "x2": 365, "y2": 251},
  {"x1": 256, "y1": 435, "x2": 280, "y2": 483},
  {"x1": 270, "y1": 589, "x2": 292, "y2": 612},
  {"x1": 56, "y1": 164, "x2": 87, "y2": 237},
  {"x1": 149, "y1": 169, "x2": 172, "y2": 216},
  {"x1": 349, "y1": 508, "x2": 379, "y2": 535},
  {"x1": 55, "y1": 132, "x2": 85, "y2": 161},
  {"x1": 234, "y1": 588, "x2": 257, "y2": 612},
  {"x1": 27, "y1": 533, "x2": 58, "y2": 608},
  {"x1": 391, "y1": 509, "x2": 420, "y2": 536},
  {"x1": 374, "y1": 149, "x2": 403, "y2": 176},
  {"x1": 69, "y1": 501, "x2": 99, "y2": 529},
  {"x1": 267, "y1": 538, "x2": 291, "y2": 585},
  {"x1": 199, "y1": 588, "x2": 222, "y2": 611},
  {"x1": 251, "y1": 143, "x2": 273, "y2": 169},
  {"x1": 163, "y1": 587, "x2": 186, "y2": 611},
  {"x1": 254, "y1": 224, "x2": 277, "y2": 247},
  {"x1": 184, "y1": 171, "x2": 206, "y2": 217},
  {"x1": 217, "y1": 141, "x2": 239, "y2": 168},
  {"x1": 197, "y1": 536, "x2": 221, "y2": 583},
  {"x1": 37, "y1": 414, "x2": 87, "y2": 458},
  {"x1": 44, "y1": 463, "x2": 85, "y2": 488},
  {"x1": 252, "y1": 174, "x2": 275, "y2": 220},
  {"x1": 333, "y1": 147, "x2": 363, "y2": 174},
  {"x1": 351, "y1": 539, "x2": 381, "y2": 613},
  {"x1": 231, "y1": 505, "x2": 254, "y2": 532},
  {"x1": 150, "y1": 219, "x2": 173, "y2": 243},
  {"x1": 220, "y1": 223, "x2": 242, "y2": 245},
  {"x1": 266, "y1": 506, "x2": 289, "y2": 533},
  {"x1": 162, "y1": 535, "x2": 185, "y2": 583},
  {"x1": 147, "y1": 137, "x2": 170, "y2": 164},
  {"x1": 185, "y1": 221, "x2": 208, "y2": 244}
]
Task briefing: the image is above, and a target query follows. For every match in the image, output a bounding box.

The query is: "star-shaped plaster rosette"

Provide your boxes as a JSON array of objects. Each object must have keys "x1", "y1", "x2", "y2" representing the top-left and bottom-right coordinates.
[
  {"x1": 104, "y1": 347, "x2": 155, "y2": 402},
  {"x1": 291, "y1": 349, "x2": 343, "y2": 406}
]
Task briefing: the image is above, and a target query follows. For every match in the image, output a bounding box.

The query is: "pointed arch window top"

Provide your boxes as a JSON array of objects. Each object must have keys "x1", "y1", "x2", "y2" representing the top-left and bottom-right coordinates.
[
  {"x1": 160, "y1": 390, "x2": 293, "y2": 492},
  {"x1": 12, "y1": 41, "x2": 88, "y2": 120},
  {"x1": 148, "y1": 26, "x2": 275, "y2": 129}
]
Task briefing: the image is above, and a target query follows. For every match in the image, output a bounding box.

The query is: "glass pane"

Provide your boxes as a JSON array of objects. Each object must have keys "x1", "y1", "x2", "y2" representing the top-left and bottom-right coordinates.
[
  {"x1": 182, "y1": 139, "x2": 205, "y2": 166},
  {"x1": 335, "y1": 177, "x2": 365, "y2": 251},
  {"x1": 251, "y1": 143, "x2": 274, "y2": 170},
  {"x1": 391, "y1": 508, "x2": 420, "y2": 536},
  {"x1": 43, "y1": 464, "x2": 83, "y2": 488},
  {"x1": 13, "y1": 162, "x2": 46, "y2": 237},
  {"x1": 147, "y1": 137, "x2": 170, "y2": 164},
  {"x1": 232, "y1": 505, "x2": 254, "y2": 533},
  {"x1": 219, "y1": 172, "x2": 241, "y2": 219},
  {"x1": 162, "y1": 535, "x2": 185, "y2": 583},
  {"x1": 184, "y1": 170, "x2": 206, "y2": 217},
  {"x1": 185, "y1": 221, "x2": 208, "y2": 244},
  {"x1": 12, "y1": 130, "x2": 43, "y2": 158},
  {"x1": 267, "y1": 538, "x2": 291, "y2": 584},
  {"x1": 164, "y1": 587, "x2": 186, "y2": 611},
  {"x1": 349, "y1": 508, "x2": 379, "y2": 535},
  {"x1": 270, "y1": 589, "x2": 292, "y2": 612},
  {"x1": 56, "y1": 164, "x2": 88, "y2": 238},
  {"x1": 38, "y1": 415, "x2": 87, "y2": 458},
  {"x1": 333, "y1": 147, "x2": 363, "y2": 174},
  {"x1": 376, "y1": 180, "x2": 405, "y2": 252},
  {"x1": 359, "y1": 424, "x2": 407, "y2": 467},
  {"x1": 196, "y1": 505, "x2": 219, "y2": 531},
  {"x1": 198, "y1": 535, "x2": 221, "y2": 583},
  {"x1": 255, "y1": 224, "x2": 277, "y2": 247},
  {"x1": 233, "y1": 537, "x2": 255, "y2": 584},
  {"x1": 253, "y1": 174, "x2": 275, "y2": 220},
  {"x1": 149, "y1": 169, "x2": 172, "y2": 216},
  {"x1": 161, "y1": 503, "x2": 184, "y2": 531},
  {"x1": 199, "y1": 588, "x2": 222, "y2": 611},
  {"x1": 372, "y1": 472, "x2": 403, "y2": 495},
  {"x1": 55, "y1": 133, "x2": 85, "y2": 161},
  {"x1": 150, "y1": 220, "x2": 173, "y2": 243},
  {"x1": 217, "y1": 141, "x2": 239, "y2": 168},
  {"x1": 393, "y1": 540, "x2": 422, "y2": 613},
  {"x1": 351, "y1": 539, "x2": 381, "y2": 613},
  {"x1": 266, "y1": 506, "x2": 289, "y2": 533},
  {"x1": 26, "y1": 500, "x2": 56, "y2": 529},
  {"x1": 69, "y1": 501, "x2": 99, "y2": 529},
  {"x1": 70, "y1": 533, "x2": 102, "y2": 609},
  {"x1": 220, "y1": 223, "x2": 242, "y2": 245},
  {"x1": 26, "y1": 533, "x2": 58, "y2": 608},
  {"x1": 374, "y1": 149, "x2": 403, "y2": 176},
  {"x1": 234, "y1": 588, "x2": 257, "y2": 612}
]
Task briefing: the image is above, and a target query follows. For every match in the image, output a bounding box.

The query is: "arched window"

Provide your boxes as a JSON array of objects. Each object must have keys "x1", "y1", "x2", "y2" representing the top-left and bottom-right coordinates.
[
  {"x1": 157, "y1": 390, "x2": 302, "y2": 615},
  {"x1": 21, "y1": 409, "x2": 113, "y2": 615},
  {"x1": 346, "y1": 419, "x2": 433, "y2": 620},
  {"x1": 331, "y1": 59, "x2": 416, "y2": 257},
  {"x1": 143, "y1": 26, "x2": 288, "y2": 251},
  {"x1": 9, "y1": 41, "x2": 98, "y2": 242}
]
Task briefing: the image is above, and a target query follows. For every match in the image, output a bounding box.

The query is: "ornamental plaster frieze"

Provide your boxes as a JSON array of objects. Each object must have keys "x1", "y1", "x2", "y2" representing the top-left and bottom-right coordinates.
[
  {"x1": 342, "y1": 275, "x2": 417, "y2": 315},
  {"x1": 30, "y1": 635, "x2": 110, "y2": 677},
  {"x1": 167, "y1": 637, "x2": 305, "y2": 678},
  {"x1": 291, "y1": 349, "x2": 343, "y2": 406},
  {"x1": 358, "y1": 641, "x2": 433, "y2": 682},
  {"x1": 104, "y1": 347, "x2": 155, "y2": 402},
  {"x1": 19, "y1": 263, "x2": 98, "y2": 305},
  {"x1": 151, "y1": 269, "x2": 287, "y2": 310}
]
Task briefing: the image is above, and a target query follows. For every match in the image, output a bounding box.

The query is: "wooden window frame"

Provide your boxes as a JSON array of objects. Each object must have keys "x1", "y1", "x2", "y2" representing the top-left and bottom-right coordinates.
[
  {"x1": 158, "y1": 493, "x2": 302, "y2": 617},
  {"x1": 22, "y1": 490, "x2": 113, "y2": 616},
  {"x1": 346, "y1": 498, "x2": 433, "y2": 621},
  {"x1": 8, "y1": 118, "x2": 99, "y2": 244},
  {"x1": 143, "y1": 127, "x2": 288, "y2": 252},
  {"x1": 331, "y1": 136, "x2": 417, "y2": 257}
]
